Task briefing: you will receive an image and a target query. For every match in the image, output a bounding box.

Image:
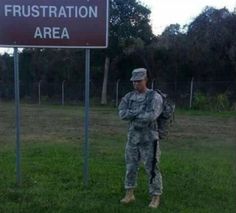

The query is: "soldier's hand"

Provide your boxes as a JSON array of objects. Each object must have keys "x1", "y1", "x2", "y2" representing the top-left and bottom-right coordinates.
[{"x1": 129, "y1": 109, "x2": 140, "y2": 119}]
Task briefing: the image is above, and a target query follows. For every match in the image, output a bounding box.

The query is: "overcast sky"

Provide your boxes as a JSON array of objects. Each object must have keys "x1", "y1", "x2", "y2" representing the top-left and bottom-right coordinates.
[
  {"x1": 141, "y1": 0, "x2": 236, "y2": 35},
  {"x1": 0, "y1": 0, "x2": 235, "y2": 54}
]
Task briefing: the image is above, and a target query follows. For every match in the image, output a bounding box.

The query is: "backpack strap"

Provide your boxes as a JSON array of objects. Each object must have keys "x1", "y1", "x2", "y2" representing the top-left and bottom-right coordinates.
[
  {"x1": 155, "y1": 89, "x2": 167, "y2": 99},
  {"x1": 146, "y1": 89, "x2": 156, "y2": 100}
]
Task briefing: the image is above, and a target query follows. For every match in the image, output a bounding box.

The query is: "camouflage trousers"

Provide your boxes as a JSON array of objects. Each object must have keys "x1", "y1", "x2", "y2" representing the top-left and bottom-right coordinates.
[{"x1": 124, "y1": 132, "x2": 163, "y2": 196}]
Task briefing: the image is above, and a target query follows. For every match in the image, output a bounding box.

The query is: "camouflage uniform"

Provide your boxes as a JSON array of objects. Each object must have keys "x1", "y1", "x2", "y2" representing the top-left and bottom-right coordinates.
[{"x1": 118, "y1": 89, "x2": 163, "y2": 196}]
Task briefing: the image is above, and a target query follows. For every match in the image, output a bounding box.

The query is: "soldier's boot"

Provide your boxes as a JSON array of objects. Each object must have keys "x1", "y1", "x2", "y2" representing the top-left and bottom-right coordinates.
[
  {"x1": 120, "y1": 189, "x2": 135, "y2": 204},
  {"x1": 148, "y1": 195, "x2": 160, "y2": 208}
]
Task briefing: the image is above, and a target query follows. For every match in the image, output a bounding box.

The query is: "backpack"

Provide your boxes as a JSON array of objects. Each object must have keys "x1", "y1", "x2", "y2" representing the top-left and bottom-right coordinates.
[{"x1": 150, "y1": 89, "x2": 175, "y2": 139}]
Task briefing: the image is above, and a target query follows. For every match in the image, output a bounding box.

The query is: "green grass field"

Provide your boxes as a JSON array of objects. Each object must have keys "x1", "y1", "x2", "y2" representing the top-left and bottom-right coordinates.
[{"x1": 0, "y1": 103, "x2": 236, "y2": 213}]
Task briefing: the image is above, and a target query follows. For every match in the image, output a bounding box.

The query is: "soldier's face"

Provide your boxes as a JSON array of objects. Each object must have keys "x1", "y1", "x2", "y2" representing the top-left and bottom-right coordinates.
[{"x1": 133, "y1": 79, "x2": 147, "y2": 92}]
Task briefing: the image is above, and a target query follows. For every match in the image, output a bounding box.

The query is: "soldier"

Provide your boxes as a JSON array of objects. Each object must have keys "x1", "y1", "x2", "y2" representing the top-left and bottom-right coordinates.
[{"x1": 118, "y1": 68, "x2": 163, "y2": 208}]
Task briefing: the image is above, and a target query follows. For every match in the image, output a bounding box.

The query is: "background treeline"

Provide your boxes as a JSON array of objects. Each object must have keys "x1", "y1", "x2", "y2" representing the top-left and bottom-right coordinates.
[{"x1": 0, "y1": 0, "x2": 236, "y2": 108}]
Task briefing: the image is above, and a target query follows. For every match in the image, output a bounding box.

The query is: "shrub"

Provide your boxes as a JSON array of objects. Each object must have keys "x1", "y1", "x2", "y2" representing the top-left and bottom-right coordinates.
[
  {"x1": 212, "y1": 93, "x2": 230, "y2": 111},
  {"x1": 192, "y1": 92, "x2": 209, "y2": 110},
  {"x1": 231, "y1": 102, "x2": 236, "y2": 111},
  {"x1": 192, "y1": 92, "x2": 231, "y2": 111}
]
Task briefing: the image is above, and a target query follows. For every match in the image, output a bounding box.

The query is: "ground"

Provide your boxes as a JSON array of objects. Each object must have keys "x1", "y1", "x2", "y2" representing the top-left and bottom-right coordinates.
[{"x1": 0, "y1": 103, "x2": 236, "y2": 213}]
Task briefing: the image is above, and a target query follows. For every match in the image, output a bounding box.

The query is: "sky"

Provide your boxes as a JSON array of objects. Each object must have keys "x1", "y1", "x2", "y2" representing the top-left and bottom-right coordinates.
[
  {"x1": 141, "y1": 0, "x2": 236, "y2": 35},
  {"x1": 0, "y1": 0, "x2": 235, "y2": 54}
]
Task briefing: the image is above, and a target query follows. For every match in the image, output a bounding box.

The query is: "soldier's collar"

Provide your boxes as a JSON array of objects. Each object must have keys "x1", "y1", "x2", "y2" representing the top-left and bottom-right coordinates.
[{"x1": 135, "y1": 88, "x2": 150, "y2": 94}]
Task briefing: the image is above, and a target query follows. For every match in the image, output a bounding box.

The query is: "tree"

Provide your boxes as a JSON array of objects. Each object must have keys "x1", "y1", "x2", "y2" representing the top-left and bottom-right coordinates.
[
  {"x1": 187, "y1": 7, "x2": 235, "y2": 82},
  {"x1": 101, "y1": 0, "x2": 154, "y2": 104}
]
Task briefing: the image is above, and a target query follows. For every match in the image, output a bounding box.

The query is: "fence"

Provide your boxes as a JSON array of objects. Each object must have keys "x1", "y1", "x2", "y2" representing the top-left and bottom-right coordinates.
[{"x1": 0, "y1": 80, "x2": 235, "y2": 109}]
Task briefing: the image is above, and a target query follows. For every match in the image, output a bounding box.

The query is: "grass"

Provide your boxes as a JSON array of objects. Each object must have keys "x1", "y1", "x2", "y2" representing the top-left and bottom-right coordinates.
[{"x1": 0, "y1": 102, "x2": 236, "y2": 213}]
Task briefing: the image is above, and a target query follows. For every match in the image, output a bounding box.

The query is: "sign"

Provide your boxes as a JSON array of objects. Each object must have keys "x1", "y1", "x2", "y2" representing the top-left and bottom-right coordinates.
[{"x1": 0, "y1": 0, "x2": 109, "y2": 48}]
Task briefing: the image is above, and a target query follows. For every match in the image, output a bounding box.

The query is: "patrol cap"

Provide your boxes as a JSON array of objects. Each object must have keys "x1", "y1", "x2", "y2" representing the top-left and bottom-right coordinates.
[{"x1": 130, "y1": 68, "x2": 147, "y2": 81}]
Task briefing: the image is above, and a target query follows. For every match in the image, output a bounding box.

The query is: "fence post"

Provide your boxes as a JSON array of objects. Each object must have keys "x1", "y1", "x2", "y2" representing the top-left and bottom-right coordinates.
[
  {"x1": 116, "y1": 79, "x2": 120, "y2": 107},
  {"x1": 38, "y1": 80, "x2": 41, "y2": 105},
  {"x1": 62, "y1": 80, "x2": 65, "y2": 105},
  {"x1": 151, "y1": 79, "x2": 155, "y2": 90},
  {"x1": 189, "y1": 77, "x2": 194, "y2": 109}
]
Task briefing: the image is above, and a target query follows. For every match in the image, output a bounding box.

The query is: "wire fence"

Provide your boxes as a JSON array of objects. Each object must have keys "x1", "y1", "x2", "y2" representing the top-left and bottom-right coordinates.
[{"x1": 0, "y1": 80, "x2": 235, "y2": 109}]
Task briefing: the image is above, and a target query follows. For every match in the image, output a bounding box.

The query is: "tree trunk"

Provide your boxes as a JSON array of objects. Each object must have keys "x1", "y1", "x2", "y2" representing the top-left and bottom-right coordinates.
[{"x1": 101, "y1": 56, "x2": 110, "y2": 105}]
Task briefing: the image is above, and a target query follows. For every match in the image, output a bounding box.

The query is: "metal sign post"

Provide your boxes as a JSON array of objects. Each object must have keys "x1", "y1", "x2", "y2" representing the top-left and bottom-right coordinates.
[
  {"x1": 14, "y1": 47, "x2": 21, "y2": 186},
  {"x1": 83, "y1": 49, "x2": 90, "y2": 186},
  {"x1": 0, "y1": 0, "x2": 109, "y2": 187}
]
